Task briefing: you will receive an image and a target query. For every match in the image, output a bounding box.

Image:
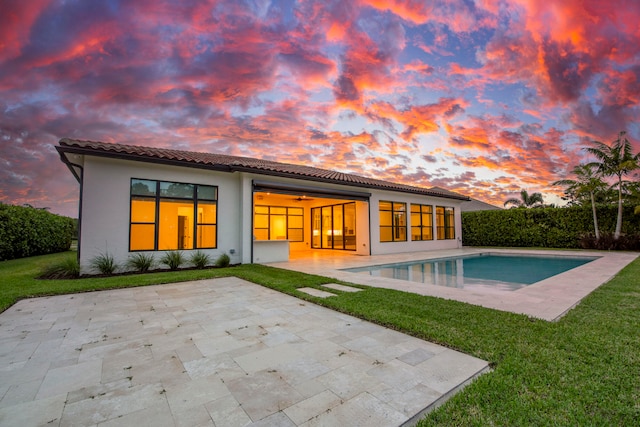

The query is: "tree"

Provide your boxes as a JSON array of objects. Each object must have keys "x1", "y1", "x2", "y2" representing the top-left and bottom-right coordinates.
[
  {"x1": 553, "y1": 163, "x2": 606, "y2": 239},
  {"x1": 585, "y1": 131, "x2": 640, "y2": 239},
  {"x1": 626, "y1": 180, "x2": 640, "y2": 215},
  {"x1": 503, "y1": 190, "x2": 544, "y2": 208}
]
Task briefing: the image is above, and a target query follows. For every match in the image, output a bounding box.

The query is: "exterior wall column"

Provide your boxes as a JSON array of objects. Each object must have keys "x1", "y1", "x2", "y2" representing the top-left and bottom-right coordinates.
[{"x1": 239, "y1": 173, "x2": 254, "y2": 264}]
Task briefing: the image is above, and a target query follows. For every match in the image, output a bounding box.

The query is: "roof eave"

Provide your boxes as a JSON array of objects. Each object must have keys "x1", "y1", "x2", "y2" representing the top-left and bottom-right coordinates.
[
  {"x1": 55, "y1": 145, "x2": 83, "y2": 183},
  {"x1": 229, "y1": 165, "x2": 469, "y2": 200},
  {"x1": 57, "y1": 143, "x2": 233, "y2": 173},
  {"x1": 57, "y1": 141, "x2": 470, "y2": 202}
]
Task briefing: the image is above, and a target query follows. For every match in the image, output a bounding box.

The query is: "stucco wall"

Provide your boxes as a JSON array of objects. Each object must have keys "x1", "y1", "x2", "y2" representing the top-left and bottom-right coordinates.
[
  {"x1": 80, "y1": 157, "x2": 243, "y2": 273},
  {"x1": 368, "y1": 189, "x2": 463, "y2": 256},
  {"x1": 79, "y1": 157, "x2": 465, "y2": 271}
]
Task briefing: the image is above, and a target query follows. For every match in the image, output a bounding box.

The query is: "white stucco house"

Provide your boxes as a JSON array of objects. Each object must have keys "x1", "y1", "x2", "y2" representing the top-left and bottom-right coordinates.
[{"x1": 56, "y1": 138, "x2": 470, "y2": 273}]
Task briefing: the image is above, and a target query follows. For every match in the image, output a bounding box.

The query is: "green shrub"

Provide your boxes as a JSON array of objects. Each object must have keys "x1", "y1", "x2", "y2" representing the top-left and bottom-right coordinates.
[
  {"x1": 0, "y1": 203, "x2": 75, "y2": 261},
  {"x1": 39, "y1": 257, "x2": 80, "y2": 279},
  {"x1": 190, "y1": 251, "x2": 211, "y2": 269},
  {"x1": 214, "y1": 253, "x2": 231, "y2": 268},
  {"x1": 160, "y1": 251, "x2": 185, "y2": 270},
  {"x1": 126, "y1": 253, "x2": 155, "y2": 272},
  {"x1": 462, "y1": 205, "x2": 640, "y2": 249},
  {"x1": 580, "y1": 232, "x2": 640, "y2": 251},
  {"x1": 89, "y1": 252, "x2": 118, "y2": 275}
]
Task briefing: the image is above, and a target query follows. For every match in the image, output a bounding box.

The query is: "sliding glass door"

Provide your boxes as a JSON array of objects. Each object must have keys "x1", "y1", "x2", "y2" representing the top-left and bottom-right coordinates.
[
  {"x1": 311, "y1": 202, "x2": 356, "y2": 250},
  {"x1": 344, "y1": 202, "x2": 356, "y2": 250}
]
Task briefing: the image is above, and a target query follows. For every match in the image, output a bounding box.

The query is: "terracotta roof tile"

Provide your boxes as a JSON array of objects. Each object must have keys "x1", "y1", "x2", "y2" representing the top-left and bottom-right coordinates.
[{"x1": 58, "y1": 138, "x2": 469, "y2": 201}]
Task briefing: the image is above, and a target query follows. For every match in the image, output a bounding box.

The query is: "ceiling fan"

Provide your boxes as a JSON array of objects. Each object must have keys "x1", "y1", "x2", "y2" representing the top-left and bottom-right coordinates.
[{"x1": 292, "y1": 196, "x2": 313, "y2": 202}]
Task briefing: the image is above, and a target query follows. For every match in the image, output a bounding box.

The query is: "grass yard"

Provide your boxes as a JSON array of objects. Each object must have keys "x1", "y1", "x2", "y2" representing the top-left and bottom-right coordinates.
[{"x1": 1, "y1": 251, "x2": 639, "y2": 425}]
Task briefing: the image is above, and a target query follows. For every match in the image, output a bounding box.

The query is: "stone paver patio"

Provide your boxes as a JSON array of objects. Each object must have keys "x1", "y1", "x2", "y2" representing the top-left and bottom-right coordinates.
[{"x1": 0, "y1": 277, "x2": 488, "y2": 426}]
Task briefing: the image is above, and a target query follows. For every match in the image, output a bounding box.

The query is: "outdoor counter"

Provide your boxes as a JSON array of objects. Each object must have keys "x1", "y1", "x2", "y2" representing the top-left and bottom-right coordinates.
[{"x1": 253, "y1": 240, "x2": 290, "y2": 263}]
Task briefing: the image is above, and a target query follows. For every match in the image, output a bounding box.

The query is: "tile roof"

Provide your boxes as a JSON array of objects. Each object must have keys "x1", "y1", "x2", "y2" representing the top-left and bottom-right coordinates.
[
  {"x1": 429, "y1": 187, "x2": 500, "y2": 211},
  {"x1": 57, "y1": 138, "x2": 470, "y2": 201},
  {"x1": 461, "y1": 199, "x2": 502, "y2": 212}
]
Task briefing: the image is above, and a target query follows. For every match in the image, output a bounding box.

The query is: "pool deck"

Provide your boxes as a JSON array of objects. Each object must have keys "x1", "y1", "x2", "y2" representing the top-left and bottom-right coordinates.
[{"x1": 271, "y1": 248, "x2": 639, "y2": 321}]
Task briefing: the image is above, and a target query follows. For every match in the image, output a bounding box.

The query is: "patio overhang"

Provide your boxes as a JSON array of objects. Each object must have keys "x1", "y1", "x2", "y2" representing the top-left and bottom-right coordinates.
[{"x1": 252, "y1": 179, "x2": 371, "y2": 201}]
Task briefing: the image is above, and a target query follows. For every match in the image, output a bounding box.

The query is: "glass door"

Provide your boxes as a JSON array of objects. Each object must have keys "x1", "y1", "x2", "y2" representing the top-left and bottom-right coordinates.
[
  {"x1": 344, "y1": 203, "x2": 356, "y2": 250},
  {"x1": 333, "y1": 206, "x2": 344, "y2": 249},
  {"x1": 311, "y1": 202, "x2": 357, "y2": 250},
  {"x1": 321, "y1": 206, "x2": 332, "y2": 248},
  {"x1": 312, "y1": 208, "x2": 321, "y2": 248}
]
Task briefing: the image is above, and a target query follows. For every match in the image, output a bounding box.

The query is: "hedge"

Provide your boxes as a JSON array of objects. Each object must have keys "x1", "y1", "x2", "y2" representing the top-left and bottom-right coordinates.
[
  {"x1": 462, "y1": 205, "x2": 640, "y2": 249},
  {"x1": 0, "y1": 203, "x2": 75, "y2": 261}
]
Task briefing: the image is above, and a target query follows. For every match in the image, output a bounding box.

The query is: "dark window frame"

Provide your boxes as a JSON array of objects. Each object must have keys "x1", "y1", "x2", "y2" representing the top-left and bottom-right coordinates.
[
  {"x1": 310, "y1": 202, "x2": 357, "y2": 250},
  {"x1": 379, "y1": 201, "x2": 407, "y2": 242},
  {"x1": 410, "y1": 203, "x2": 433, "y2": 241},
  {"x1": 129, "y1": 178, "x2": 218, "y2": 252},
  {"x1": 436, "y1": 205, "x2": 455, "y2": 240},
  {"x1": 254, "y1": 205, "x2": 304, "y2": 242}
]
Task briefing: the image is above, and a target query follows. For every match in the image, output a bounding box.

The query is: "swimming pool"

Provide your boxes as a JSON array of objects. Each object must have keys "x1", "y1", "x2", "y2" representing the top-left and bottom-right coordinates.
[{"x1": 343, "y1": 253, "x2": 599, "y2": 291}]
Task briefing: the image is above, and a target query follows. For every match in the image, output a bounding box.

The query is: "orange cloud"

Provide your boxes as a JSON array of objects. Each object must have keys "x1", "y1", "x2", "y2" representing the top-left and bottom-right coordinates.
[
  {"x1": 445, "y1": 115, "x2": 575, "y2": 190},
  {"x1": 368, "y1": 98, "x2": 467, "y2": 140}
]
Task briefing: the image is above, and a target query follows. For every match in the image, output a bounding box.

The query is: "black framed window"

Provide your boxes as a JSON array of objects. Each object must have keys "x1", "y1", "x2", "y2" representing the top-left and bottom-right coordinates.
[
  {"x1": 254, "y1": 205, "x2": 304, "y2": 242},
  {"x1": 436, "y1": 206, "x2": 455, "y2": 240},
  {"x1": 379, "y1": 201, "x2": 407, "y2": 242},
  {"x1": 410, "y1": 204, "x2": 433, "y2": 241},
  {"x1": 129, "y1": 179, "x2": 217, "y2": 251}
]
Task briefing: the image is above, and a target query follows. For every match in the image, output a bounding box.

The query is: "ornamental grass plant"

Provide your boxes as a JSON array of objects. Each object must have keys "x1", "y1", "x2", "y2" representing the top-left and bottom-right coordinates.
[
  {"x1": 126, "y1": 253, "x2": 155, "y2": 272},
  {"x1": 159, "y1": 250, "x2": 185, "y2": 270},
  {"x1": 38, "y1": 257, "x2": 80, "y2": 279},
  {"x1": 189, "y1": 250, "x2": 211, "y2": 269},
  {"x1": 89, "y1": 251, "x2": 118, "y2": 275}
]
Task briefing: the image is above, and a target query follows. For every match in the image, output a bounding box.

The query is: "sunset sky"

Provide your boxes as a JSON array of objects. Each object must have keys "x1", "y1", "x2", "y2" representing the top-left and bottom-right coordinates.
[{"x1": 1, "y1": 0, "x2": 639, "y2": 217}]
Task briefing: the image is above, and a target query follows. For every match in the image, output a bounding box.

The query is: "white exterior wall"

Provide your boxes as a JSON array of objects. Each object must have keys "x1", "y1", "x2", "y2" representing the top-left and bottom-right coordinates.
[
  {"x1": 78, "y1": 156, "x2": 465, "y2": 271},
  {"x1": 239, "y1": 174, "x2": 254, "y2": 264},
  {"x1": 368, "y1": 189, "x2": 463, "y2": 256},
  {"x1": 80, "y1": 157, "x2": 244, "y2": 273},
  {"x1": 355, "y1": 200, "x2": 371, "y2": 255}
]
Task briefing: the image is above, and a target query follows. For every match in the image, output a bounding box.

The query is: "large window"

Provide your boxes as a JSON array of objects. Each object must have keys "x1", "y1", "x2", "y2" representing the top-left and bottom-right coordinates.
[
  {"x1": 436, "y1": 206, "x2": 455, "y2": 240},
  {"x1": 411, "y1": 204, "x2": 433, "y2": 241},
  {"x1": 129, "y1": 179, "x2": 217, "y2": 251},
  {"x1": 379, "y1": 201, "x2": 407, "y2": 242},
  {"x1": 254, "y1": 205, "x2": 304, "y2": 241}
]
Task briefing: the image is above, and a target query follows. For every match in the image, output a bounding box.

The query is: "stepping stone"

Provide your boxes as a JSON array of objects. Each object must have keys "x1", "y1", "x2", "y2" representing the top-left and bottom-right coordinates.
[
  {"x1": 322, "y1": 283, "x2": 363, "y2": 293},
  {"x1": 298, "y1": 287, "x2": 336, "y2": 298}
]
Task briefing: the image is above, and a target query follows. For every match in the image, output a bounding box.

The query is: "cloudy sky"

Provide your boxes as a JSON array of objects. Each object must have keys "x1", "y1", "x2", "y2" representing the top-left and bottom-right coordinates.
[{"x1": 1, "y1": 0, "x2": 639, "y2": 217}]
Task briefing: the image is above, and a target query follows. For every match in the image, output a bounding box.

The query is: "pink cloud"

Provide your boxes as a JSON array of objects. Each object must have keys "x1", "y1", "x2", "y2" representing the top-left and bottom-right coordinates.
[{"x1": 363, "y1": 0, "x2": 497, "y2": 32}]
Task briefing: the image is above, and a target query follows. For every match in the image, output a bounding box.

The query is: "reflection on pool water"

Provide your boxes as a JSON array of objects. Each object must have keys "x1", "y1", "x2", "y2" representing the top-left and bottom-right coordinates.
[{"x1": 343, "y1": 253, "x2": 599, "y2": 292}]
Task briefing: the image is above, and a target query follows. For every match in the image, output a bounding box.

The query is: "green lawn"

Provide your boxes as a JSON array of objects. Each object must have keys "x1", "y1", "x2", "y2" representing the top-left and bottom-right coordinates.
[{"x1": 1, "y1": 251, "x2": 638, "y2": 425}]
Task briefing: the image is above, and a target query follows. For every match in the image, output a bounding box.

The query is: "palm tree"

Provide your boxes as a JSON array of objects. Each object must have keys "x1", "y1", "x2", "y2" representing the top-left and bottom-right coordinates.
[
  {"x1": 626, "y1": 181, "x2": 640, "y2": 215},
  {"x1": 585, "y1": 131, "x2": 640, "y2": 239},
  {"x1": 503, "y1": 190, "x2": 544, "y2": 208},
  {"x1": 553, "y1": 163, "x2": 606, "y2": 239}
]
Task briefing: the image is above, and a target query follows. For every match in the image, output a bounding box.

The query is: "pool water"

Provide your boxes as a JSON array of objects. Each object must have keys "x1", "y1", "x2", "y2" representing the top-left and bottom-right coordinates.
[{"x1": 343, "y1": 253, "x2": 599, "y2": 291}]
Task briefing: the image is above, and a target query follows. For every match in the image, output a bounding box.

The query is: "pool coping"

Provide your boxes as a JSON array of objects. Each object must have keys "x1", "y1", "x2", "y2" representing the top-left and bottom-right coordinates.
[
  {"x1": 341, "y1": 252, "x2": 600, "y2": 288},
  {"x1": 269, "y1": 248, "x2": 639, "y2": 321}
]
